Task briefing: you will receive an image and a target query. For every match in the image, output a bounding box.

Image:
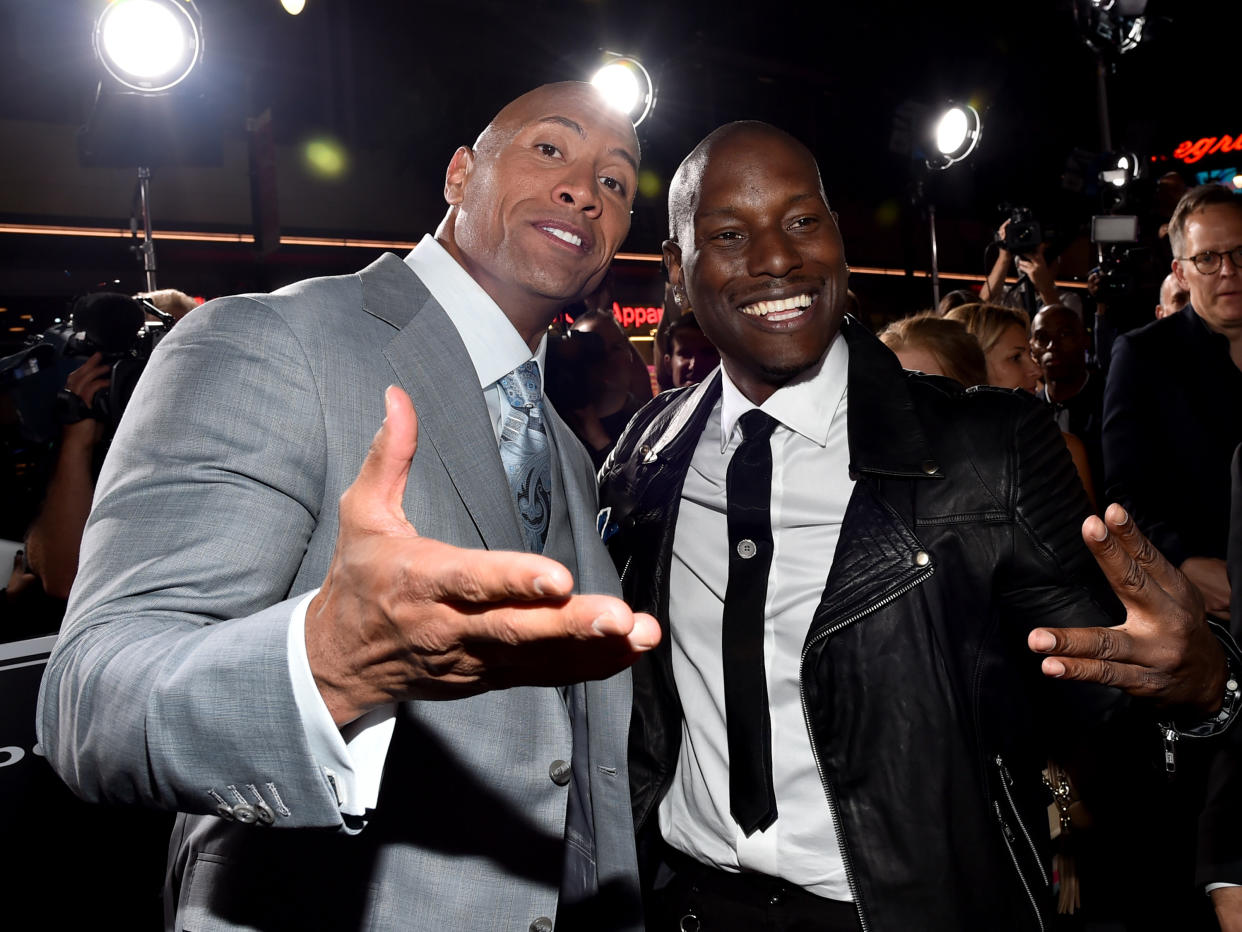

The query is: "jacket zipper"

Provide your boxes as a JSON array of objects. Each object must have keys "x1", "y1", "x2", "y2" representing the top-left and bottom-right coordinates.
[
  {"x1": 993, "y1": 801, "x2": 1046, "y2": 932},
  {"x1": 994, "y1": 755, "x2": 1048, "y2": 885},
  {"x1": 798, "y1": 564, "x2": 934, "y2": 932}
]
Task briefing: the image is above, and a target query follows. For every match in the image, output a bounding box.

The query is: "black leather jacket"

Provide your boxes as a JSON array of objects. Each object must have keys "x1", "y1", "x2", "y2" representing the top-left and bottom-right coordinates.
[{"x1": 598, "y1": 319, "x2": 1130, "y2": 932}]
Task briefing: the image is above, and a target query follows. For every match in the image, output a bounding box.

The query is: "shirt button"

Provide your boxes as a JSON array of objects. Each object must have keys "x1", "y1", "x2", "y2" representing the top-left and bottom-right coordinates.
[
  {"x1": 736, "y1": 539, "x2": 757, "y2": 559},
  {"x1": 530, "y1": 917, "x2": 554, "y2": 932},
  {"x1": 549, "y1": 759, "x2": 572, "y2": 786}
]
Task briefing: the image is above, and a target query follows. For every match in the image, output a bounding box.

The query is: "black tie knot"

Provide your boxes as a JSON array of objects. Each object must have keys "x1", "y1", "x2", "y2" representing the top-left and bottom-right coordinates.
[{"x1": 738, "y1": 409, "x2": 777, "y2": 445}]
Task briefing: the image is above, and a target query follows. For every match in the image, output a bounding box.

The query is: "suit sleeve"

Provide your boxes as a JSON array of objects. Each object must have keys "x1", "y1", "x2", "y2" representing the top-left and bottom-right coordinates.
[
  {"x1": 1102, "y1": 333, "x2": 1189, "y2": 567},
  {"x1": 36, "y1": 296, "x2": 348, "y2": 829}
]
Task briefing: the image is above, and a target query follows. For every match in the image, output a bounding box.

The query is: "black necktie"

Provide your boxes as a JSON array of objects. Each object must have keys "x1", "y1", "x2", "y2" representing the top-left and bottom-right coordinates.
[{"x1": 723, "y1": 408, "x2": 779, "y2": 836}]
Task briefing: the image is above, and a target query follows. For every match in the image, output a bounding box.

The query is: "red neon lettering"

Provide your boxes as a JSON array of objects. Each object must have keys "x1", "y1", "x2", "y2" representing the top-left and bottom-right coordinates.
[
  {"x1": 1172, "y1": 134, "x2": 1242, "y2": 164},
  {"x1": 610, "y1": 301, "x2": 624, "y2": 326}
]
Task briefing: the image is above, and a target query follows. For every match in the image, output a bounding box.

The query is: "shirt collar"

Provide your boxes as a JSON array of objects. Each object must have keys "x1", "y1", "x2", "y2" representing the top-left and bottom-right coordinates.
[
  {"x1": 718, "y1": 332, "x2": 849, "y2": 452},
  {"x1": 404, "y1": 234, "x2": 546, "y2": 391}
]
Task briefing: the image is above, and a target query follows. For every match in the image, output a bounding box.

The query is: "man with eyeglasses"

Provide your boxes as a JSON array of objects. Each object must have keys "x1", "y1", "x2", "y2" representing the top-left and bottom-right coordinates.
[
  {"x1": 1104, "y1": 184, "x2": 1242, "y2": 621},
  {"x1": 1101, "y1": 184, "x2": 1242, "y2": 926}
]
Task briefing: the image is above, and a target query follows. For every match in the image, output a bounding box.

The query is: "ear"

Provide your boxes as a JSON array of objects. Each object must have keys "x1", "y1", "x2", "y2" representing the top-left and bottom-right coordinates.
[
  {"x1": 1171, "y1": 257, "x2": 1190, "y2": 292},
  {"x1": 443, "y1": 146, "x2": 475, "y2": 206},
  {"x1": 662, "y1": 240, "x2": 686, "y2": 306}
]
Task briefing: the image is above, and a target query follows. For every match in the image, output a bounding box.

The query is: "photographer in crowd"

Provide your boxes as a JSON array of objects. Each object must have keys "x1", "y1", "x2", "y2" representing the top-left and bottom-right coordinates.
[
  {"x1": 979, "y1": 212, "x2": 1065, "y2": 315},
  {"x1": 19, "y1": 290, "x2": 191, "y2": 603}
]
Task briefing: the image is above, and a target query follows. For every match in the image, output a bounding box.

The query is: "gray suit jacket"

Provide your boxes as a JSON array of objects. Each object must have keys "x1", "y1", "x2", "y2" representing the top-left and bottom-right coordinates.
[{"x1": 36, "y1": 254, "x2": 642, "y2": 931}]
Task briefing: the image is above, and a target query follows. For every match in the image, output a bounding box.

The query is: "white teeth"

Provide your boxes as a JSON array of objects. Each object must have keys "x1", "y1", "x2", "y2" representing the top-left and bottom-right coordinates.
[
  {"x1": 740, "y1": 293, "x2": 814, "y2": 317},
  {"x1": 542, "y1": 226, "x2": 582, "y2": 247}
]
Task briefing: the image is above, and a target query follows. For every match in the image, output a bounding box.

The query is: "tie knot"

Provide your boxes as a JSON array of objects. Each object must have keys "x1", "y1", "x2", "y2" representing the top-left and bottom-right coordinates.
[
  {"x1": 498, "y1": 360, "x2": 542, "y2": 411},
  {"x1": 738, "y1": 409, "x2": 777, "y2": 445}
]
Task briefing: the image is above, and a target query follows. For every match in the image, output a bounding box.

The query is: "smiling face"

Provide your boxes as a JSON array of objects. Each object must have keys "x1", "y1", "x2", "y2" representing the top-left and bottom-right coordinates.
[
  {"x1": 1172, "y1": 203, "x2": 1242, "y2": 336},
  {"x1": 439, "y1": 83, "x2": 639, "y2": 344},
  {"x1": 985, "y1": 323, "x2": 1040, "y2": 392},
  {"x1": 664, "y1": 124, "x2": 848, "y2": 405}
]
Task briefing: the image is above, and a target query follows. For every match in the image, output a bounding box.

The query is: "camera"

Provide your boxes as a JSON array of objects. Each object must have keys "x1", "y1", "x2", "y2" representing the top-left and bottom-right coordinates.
[
  {"x1": 1090, "y1": 215, "x2": 1157, "y2": 305},
  {"x1": 0, "y1": 292, "x2": 172, "y2": 443},
  {"x1": 998, "y1": 205, "x2": 1043, "y2": 255}
]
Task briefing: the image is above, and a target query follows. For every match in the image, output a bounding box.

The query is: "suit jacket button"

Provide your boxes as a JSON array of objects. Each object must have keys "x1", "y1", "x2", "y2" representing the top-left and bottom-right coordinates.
[
  {"x1": 548, "y1": 759, "x2": 572, "y2": 786},
  {"x1": 232, "y1": 803, "x2": 258, "y2": 824},
  {"x1": 215, "y1": 804, "x2": 235, "y2": 821},
  {"x1": 530, "y1": 918, "x2": 554, "y2": 932}
]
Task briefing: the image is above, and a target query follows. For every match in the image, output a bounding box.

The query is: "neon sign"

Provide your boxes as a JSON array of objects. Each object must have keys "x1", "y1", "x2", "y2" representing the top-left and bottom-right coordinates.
[
  {"x1": 610, "y1": 300, "x2": 664, "y2": 329},
  {"x1": 1173, "y1": 134, "x2": 1242, "y2": 164}
]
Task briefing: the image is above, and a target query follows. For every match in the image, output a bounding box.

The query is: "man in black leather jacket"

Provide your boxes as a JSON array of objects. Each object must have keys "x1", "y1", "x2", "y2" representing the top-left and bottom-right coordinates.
[{"x1": 598, "y1": 122, "x2": 1239, "y2": 932}]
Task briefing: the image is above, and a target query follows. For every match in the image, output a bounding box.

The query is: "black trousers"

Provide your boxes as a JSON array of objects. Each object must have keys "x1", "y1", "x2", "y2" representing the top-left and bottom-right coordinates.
[{"x1": 650, "y1": 845, "x2": 863, "y2": 932}]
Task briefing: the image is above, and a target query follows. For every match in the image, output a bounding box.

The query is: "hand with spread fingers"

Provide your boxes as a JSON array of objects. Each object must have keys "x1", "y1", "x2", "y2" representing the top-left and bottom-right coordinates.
[
  {"x1": 305, "y1": 386, "x2": 661, "y2": 727},
  {"x1": 1027, "y1": 502, "x2": 1227, "y2": 715}
]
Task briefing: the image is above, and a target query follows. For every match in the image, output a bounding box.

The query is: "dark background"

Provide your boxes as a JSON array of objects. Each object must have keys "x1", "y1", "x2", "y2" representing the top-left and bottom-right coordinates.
[{"x1": 0, "y1": 0, "x2": 1236, "y2": 346}]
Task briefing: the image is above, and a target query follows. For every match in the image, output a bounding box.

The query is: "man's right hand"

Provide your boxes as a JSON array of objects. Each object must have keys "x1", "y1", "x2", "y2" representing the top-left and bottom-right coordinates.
[
  {"x1": 63, "y1": 352, "x2": 111, "y2": 444},
  {"x1": 305, "y1": 386, "x2": 660, "y2": 726}
]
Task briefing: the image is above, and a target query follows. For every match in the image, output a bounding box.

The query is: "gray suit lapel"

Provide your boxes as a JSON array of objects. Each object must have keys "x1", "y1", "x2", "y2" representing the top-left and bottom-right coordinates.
[{"x1": 360, "y1": 254, "x2": 524, "y2": 552}]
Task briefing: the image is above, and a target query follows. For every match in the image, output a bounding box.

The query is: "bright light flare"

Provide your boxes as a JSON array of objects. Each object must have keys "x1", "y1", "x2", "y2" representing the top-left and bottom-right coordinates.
[
  {"x1": 281, "y1": 0, "x2": 306, "y2": 14},
  {"x1": 590, "y1": 57, "x2": 654, "y2": 126},
  {"x1": 95, "y1": 0, "x2": 202, "y2": 92},
  {"x1": 926, "y1": 104, "x2": 980, "y2": 169},
  {"x1": 935, "y1": 108, "x2": 968, "y2": 156}
]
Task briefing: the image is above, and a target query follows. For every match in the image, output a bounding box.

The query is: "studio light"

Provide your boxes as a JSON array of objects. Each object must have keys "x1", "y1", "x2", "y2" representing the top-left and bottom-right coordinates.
[
  {"x1": 1100, "y1": 152, "x2": 1140, "y2": 188},
  {"x1": 926, "y1": 104, "x2": 981, "y2": 170},
  {"x1": 94, "y1": 0, "x2": 203, "y2": 94},
  {"x1": 590, "y1": 55, "x2": 655, "y2": 126}
]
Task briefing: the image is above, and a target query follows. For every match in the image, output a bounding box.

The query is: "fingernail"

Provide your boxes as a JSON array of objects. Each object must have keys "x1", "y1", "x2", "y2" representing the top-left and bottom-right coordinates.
[
  {"x1": 1030, "y1": 629, "x2": 1056, "y2": 652},
  {"x1": 591, "y1": 610, "x2": 618, "y2": 635},
  {"x1": 1087, "y1": 518, "x2": 1108, "y2": 541},
  {"x1": 1044, "y1": 658, "x2": 1066, "y2": 678},
  {"x1": 533, "y1": 574, "x2": 553, "y2": 597},
  {"x1": 1113, "y1": 507, "x2": 1130, "y2": 526}
]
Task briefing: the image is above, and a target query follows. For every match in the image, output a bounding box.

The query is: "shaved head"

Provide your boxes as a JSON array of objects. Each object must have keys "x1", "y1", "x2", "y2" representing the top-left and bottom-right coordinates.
[
  {"x1": 434, "y1": 81, "x2": 641, "y2": 346},
  {"x1": 667, "y1": 121, "x2": 828, "y2": 246},
  {"x1": 473, "y1": 81, "x2": 640, "y2": 166}
]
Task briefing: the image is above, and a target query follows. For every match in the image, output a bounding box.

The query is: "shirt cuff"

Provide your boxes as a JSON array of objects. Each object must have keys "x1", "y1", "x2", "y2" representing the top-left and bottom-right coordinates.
[
  {"x1": 287, "y1": 589, "x2": 396, "y2": 819},
  {"x1": 1207, "y1": 883, "x2": 1240, "y2": 892}
]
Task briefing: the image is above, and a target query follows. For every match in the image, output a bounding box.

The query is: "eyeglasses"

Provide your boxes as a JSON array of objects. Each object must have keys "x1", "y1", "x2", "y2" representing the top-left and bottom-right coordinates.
[{"x1": 1177, "y1": 245, "x2": 1242, "y2": 275}]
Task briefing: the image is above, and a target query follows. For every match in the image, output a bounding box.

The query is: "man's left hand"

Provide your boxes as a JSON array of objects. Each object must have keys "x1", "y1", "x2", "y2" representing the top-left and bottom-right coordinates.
[{"x1": 1027, "y1": 503, "x2": 1226, "y2": 715}]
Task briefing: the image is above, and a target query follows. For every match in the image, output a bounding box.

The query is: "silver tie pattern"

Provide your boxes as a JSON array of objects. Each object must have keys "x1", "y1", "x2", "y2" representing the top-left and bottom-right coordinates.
[{"x1": 497, "y1": 360, "x2": 552, "y2": 553}]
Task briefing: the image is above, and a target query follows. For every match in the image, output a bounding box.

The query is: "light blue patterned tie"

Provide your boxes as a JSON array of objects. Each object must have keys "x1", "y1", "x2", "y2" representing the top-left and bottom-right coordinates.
[{"x1": 497, "y1": 360, "x2": 552, "y2": 553}]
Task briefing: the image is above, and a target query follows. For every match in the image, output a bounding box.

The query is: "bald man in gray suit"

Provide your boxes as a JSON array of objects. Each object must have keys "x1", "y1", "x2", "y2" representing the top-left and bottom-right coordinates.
[{"x1": 37, "y1": 83, "x2": 659, "y2": 932}]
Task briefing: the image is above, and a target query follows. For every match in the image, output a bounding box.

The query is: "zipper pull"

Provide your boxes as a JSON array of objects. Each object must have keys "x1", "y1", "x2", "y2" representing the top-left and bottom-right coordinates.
[{"x1": 1162, "y1": 727, "x2": 1178, "y2": 774}]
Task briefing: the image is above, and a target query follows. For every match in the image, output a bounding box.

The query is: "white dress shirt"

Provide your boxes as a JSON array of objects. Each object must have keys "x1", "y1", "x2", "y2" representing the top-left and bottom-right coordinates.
[
  {"x1": 286, "y1": 234, "x2": 545, "y2": 818},
  {"x1": 659, "y1": 333, "x2": 855, "y2": 900}
]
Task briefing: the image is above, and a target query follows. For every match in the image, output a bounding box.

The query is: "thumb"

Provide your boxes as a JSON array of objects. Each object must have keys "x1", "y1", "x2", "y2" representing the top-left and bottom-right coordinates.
[{"x1": 343, "y1": 386, "x2": 420, "y2": 533}]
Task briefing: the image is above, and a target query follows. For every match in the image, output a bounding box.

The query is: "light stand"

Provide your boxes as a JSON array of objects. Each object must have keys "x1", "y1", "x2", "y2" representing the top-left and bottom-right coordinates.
[
  {"x1": 132, "y1": 167, "x2": 158, "y2": 292},
  {"x1": 923, "y1": 104, "x2": 982, "y2": 308}
]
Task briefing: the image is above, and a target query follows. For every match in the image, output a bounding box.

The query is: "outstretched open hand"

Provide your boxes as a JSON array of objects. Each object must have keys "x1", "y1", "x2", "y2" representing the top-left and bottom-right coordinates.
[
  {"x1": 1028, "y1": 503, "x2": 1226, "y2": 715},
  {"x1": 306, "y1": 386, "x2": 660, "y2": 726}
]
